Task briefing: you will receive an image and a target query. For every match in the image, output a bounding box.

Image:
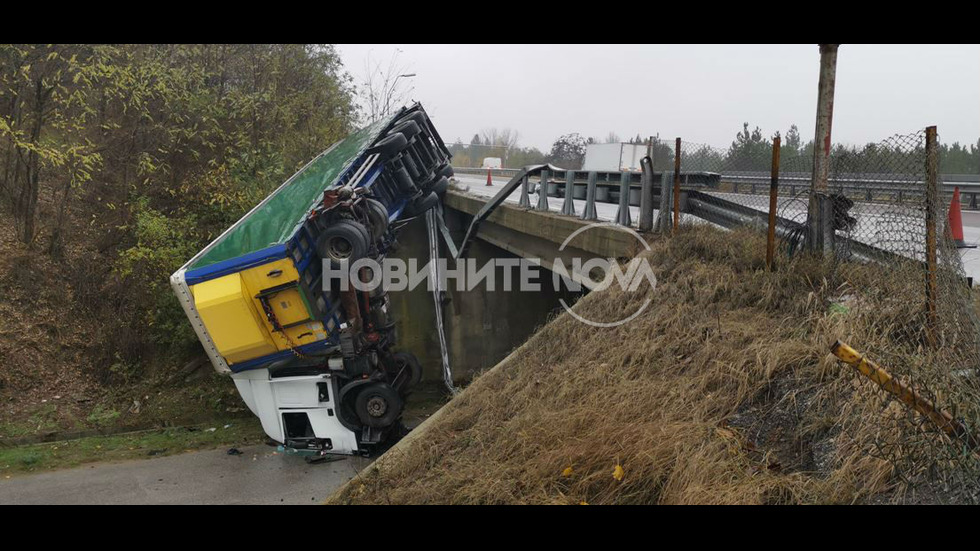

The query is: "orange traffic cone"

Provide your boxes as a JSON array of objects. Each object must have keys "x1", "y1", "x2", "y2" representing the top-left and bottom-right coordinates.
[
  {"x1": 949, "y1": 187, "x2": 976, "y2": 249},
  {"x1": 486, "y1": 167, "x2": 493, "y2": 186}
]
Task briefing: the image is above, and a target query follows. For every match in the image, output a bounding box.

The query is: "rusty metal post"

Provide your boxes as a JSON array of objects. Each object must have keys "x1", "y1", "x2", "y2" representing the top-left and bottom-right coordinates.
[
  {"x1": 656, "y1": 172, "x2": 670, "y2": 233},
  {"x1": 673, "y1": 137, "x2": 681, "y2": 232},
  {"x1": 807, "y1": 44, "x2": 839, "y2": 254},
  {"x1": 831, "y1": 341, "x2": 979, "y2": 450},
  {"x1": 925, "y1": 126, "x2": 939, "y2": 346},
  {"x1": 767, "y1": 136, "x2": 781, "y2": 271}
]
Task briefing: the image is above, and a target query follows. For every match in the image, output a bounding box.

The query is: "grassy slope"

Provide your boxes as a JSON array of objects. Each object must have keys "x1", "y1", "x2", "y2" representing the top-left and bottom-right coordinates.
[{"x1": 331, "y1": 225, "x2": 980, "y2": 505}]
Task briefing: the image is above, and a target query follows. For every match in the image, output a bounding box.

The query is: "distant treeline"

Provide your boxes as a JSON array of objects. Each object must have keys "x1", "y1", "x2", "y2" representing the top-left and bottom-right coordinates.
[{"x1": 450, "y1": 123, "x2": 980, "y2": 175}]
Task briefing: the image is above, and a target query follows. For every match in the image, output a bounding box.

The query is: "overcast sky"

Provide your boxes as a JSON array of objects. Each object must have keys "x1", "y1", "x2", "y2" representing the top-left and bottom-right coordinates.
[{"x1": 336, "y1": 44, "x2": 979, "y2": 151}]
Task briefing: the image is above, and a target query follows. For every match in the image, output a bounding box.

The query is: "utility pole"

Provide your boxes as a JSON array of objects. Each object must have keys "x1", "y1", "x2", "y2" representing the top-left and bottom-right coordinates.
[{"x1": 807, "y1": 44, "x2": 839, "y2": 254}]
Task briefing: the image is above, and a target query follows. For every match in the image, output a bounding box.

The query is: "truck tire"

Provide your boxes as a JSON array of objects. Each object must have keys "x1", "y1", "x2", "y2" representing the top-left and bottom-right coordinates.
[
  {"x1": 427, "y1": 176, "x2": 449, "y2": 196},
  {"x1": 354, "y1": 382, "x2": 403, "y2": 428},
  {"x1": 389, "y1": 120, "x2": 420, "y2": 141},
  {"x1": 400, "y1": 191, "x2": 439, "y2": 218},
  {"x1": 363, "y1": 198, "x2": 389, "y2": 242},
  {"x1": 390, "y1": 351, "x2": 422, "y2": 390},
  {"x1": 369, "y1": 132, "x2": 408, "y2": 159},
  {"x1": 395, "y1": 111, "x2": 427, "y2": 130},
  {"x1": 317, "y1": 220, "x2": 369, "y2": 267},
  {"x1": 435, "y1": 163, "x2": 454, "y2": 180},
  {"x1": 392, "y1": 165, "x2": 417, "y2": 194}
]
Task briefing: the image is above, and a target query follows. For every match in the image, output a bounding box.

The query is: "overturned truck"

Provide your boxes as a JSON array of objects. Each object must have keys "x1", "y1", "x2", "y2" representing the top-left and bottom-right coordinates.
[{"x1": 171, "y1": 104, "x2": 453, "y2": 457}]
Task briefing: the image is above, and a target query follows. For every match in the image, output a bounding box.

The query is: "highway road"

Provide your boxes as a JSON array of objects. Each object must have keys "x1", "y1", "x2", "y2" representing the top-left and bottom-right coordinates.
[{"x1": 0, "y1": 444, "x2": 370, "y2": 505}]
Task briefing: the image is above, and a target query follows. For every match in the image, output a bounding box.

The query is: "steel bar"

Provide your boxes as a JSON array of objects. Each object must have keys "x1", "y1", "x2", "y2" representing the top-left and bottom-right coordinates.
[
  {"x1": 638, "y1": 156, "x2": 654, "y2": 232},
  {"x1": 831, "y1": 341, "x2": 978, "y2": 450},
  {"x1": 562, "y1": 170, "x2": 576, "y2": 216},
  {"x1": 616, "y1": 171, "x2": 631, "y2": 226},
  {"x1": 536, "y1": 169, "x2": 550, "y2": 212},
  {"x1": 925, "y1": 126, "x2": 939, "y2": 347},
  {"x1": 767, "y1": 136, "x2": 781, "y2": 270},
  {"x1": 673, "y1": 137, "x2": 681, "y2": 232},
  {"x1": 582, "y1": 171, "x2": 598, "y2": 221}
]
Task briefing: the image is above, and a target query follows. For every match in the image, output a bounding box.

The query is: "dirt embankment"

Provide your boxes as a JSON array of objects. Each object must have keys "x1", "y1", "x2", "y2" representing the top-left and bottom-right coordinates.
[
  {"x1": 0, "y1": 187, "x2": 243, "y2": 444},
  {"x1": 330, "y1": 225, "x2": 980, "y2": 505}
]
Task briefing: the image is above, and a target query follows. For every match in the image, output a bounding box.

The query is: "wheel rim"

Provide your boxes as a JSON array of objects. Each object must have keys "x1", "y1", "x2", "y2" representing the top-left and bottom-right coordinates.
[
  {"x1": 326, "y1": 236, "x2": 352, "y2": 259},
  {"x1": 366, "y1": 395, "x2": 388, "y2": 418}
]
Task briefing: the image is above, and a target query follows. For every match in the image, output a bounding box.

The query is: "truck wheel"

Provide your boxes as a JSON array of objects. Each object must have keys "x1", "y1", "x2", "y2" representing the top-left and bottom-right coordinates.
[
  {"x1": 390, "y1": 351, "x2": 423, "y2": 391},
  {"x1": 392, "y1": 166, "x2": 417, "y2": 194},
  {"x1": 364, "y1": 198, "x2": 389, "y2": 242},
  {"x1": 396, "y1": 111, "x2": 427, "y2": 130},
  {"x1": 389, "y1": 120, "x2": 420, "y2": 140},
  {"x1": 354, "y1": 383, "x2": 403, "y2": 428},
  {"x1": 317, "y1": 220, "x2": 369, "y2": 267},
  {"x1": 404, "y1": 191, "x2": 439, "y2": 217},
  {"x1": 435, "y1": 163, "x2": 454, "y2": 180},
  {"x1": 369, "y1": 132, "x2": 408, "y2": 159},
  {"x1": 427, "y1": 176, "x2": 449, "y2": 196}
]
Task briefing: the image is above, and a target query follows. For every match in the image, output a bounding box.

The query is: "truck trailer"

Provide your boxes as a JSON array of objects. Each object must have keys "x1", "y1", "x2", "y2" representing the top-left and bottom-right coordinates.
[{"x1": 170, "y1": 103, "x2": 452, "y2": 457}]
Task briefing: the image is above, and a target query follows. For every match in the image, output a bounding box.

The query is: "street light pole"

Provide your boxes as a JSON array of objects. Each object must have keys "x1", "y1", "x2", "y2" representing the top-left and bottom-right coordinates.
[{"x1": 384, "y1": 73, "x2": 416, "y2": 119}]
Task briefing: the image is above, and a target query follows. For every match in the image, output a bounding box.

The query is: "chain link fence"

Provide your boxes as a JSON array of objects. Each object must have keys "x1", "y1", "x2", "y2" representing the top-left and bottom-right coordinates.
[{"x1": 658, "y1": 130, "x2": 980, "y2": 502}]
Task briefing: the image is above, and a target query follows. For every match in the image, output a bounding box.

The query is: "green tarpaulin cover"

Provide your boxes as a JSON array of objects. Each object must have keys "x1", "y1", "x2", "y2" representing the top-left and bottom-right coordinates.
[{"x1": 189, "y1": 115, "x2": 394, "y2": 270}]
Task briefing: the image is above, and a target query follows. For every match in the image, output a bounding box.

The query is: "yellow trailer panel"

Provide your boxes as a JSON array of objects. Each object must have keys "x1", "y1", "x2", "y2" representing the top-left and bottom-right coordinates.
[{"x1": 193, "y1": 272, "x2": 278, "y2": 364}]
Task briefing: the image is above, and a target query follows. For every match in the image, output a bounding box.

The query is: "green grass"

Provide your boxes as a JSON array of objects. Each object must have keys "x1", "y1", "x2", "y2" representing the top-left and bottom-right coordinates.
[{"x1": 0, "y1": 418, "x2": 266, "y2": 478}]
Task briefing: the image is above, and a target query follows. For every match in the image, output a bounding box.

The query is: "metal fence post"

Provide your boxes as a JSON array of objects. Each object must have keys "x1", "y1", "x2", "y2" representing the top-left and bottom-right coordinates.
[
  {"x1": 582, "y1": 171, "x2": 598, "y2": 221},
  {"x1": 561, "y1": 170, "x2": 576, "y2": 216},
  {"x1": 767, "y1": 136, "x2": 781, "y2": 270},
  {"x1": 638, "y1": 157, "x2": 654, "y2": 232},
  {"x1": 518, "y1": 175, "x2": 530, "y2": 208},
  {"x1": 656, "y1": 172, "x2": 670, "y2": 232},
  {"x1": 615, "y1": 171, "x2": 631, "y2": 226},
  {"x1": 673, "y1": 137, "x2": 681, "y2": 232},
  {"x1": 925, "y1": 125, "x2": 939, "y2": 347},
  {"x1": 536, "y1": 169, "x2": 550, "y2": 212}
]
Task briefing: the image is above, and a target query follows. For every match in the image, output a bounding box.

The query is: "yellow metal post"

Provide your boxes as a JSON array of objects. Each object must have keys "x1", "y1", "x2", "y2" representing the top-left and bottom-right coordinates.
[{"x1": 831, "y1": 341, "x2": 978, "y2": 449}]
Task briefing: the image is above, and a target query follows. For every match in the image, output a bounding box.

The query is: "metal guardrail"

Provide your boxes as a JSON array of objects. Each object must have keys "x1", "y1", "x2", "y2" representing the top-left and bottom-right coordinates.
[
  {"x1": 452, "y1": 165, "x2": 918, "y2": 274},
  {"x1": 454, "y1": 166, "x2": 980, "y2": 208},
  {"x1": 453, "y1": 166, "x2": 719, "y2": 193}
]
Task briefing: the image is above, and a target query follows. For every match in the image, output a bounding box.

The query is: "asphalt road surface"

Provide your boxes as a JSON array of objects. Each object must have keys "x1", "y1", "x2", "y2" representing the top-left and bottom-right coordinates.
[{"x1": 0, "y1": 444, "x2": 371, "y2": 505}]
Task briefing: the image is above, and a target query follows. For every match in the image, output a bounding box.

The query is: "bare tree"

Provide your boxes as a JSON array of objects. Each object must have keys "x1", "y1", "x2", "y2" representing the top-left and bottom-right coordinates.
[
  {"x1": 360, "y1": 50, "x2": 415, "y2": 123},
  {"x1": 604, "y1": 131, "x2": 621, "y2": 144},
  {"x1": 479, "y1": 127, "x2": 520, "y2": 165}
]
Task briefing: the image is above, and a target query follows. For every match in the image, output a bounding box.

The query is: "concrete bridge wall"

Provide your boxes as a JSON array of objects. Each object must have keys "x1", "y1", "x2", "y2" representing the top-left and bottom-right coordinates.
[{"x1": 387, "y1": 199, "x2": 580, "y2": 384}]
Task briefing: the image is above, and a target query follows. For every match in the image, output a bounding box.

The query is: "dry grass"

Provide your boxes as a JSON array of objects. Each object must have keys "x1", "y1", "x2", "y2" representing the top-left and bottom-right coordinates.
[{"x1": 329, "y1": 224, "x2": 980, "y2": 504}]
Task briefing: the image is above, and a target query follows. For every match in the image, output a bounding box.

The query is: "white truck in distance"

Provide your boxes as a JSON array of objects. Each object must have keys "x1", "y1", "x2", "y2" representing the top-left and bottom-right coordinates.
[{"x1": 481, "y1": 157, "x2": 502, "y2": 169}]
